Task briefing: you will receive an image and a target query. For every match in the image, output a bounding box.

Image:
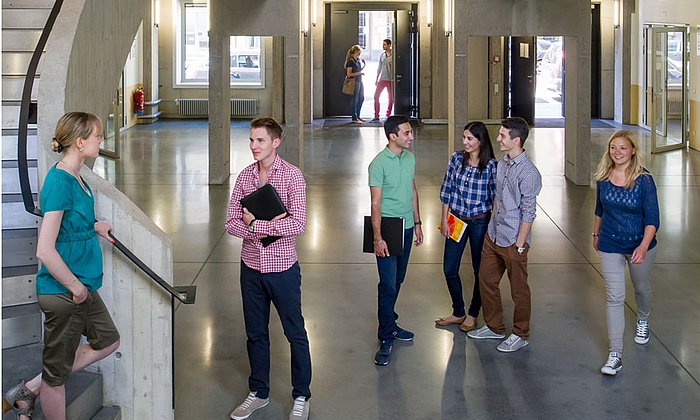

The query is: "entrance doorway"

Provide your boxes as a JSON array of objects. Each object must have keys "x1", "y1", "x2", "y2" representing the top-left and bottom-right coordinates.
[
  {"x1": 324, "y1": 2, "x2": 418, "y2": 120},
  {"x1": 644, "y1": 24, "x2": 689, "y2": 152}
]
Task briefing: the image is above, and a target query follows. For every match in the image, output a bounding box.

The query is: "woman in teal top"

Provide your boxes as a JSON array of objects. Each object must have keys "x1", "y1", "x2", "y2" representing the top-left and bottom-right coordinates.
[{"x1": 3, "y1": 112, "x2": 120, "y2": 420}]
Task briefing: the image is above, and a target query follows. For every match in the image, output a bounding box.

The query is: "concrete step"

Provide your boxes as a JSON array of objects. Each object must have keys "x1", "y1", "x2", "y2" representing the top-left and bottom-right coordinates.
[
  {"x1": 1, "y1": 342, "x2": 42, "y2": 391},
  {"x1": 1, "y1": 303, "x2": 41, "y2": 349},
  {"x1": 2, "y1": 201, "x2": 40, "y2": 230},
  {"x1": 2, "y1": 29, "x2": 43, "y2": 51},
  {"x1": 2, "y1": 166, "x2": 38, "y2": 194},
  {"x1": 2, "y1": 8, "x2": 51, "y2": 29},
  {"x1": 2, "y1": 228, "x2": 38, "y2": 269},
  {"x1": 1, "y1": 370, "x2": 105, "y2": 420},
  {"x1": 2, "y1": 0, "x2": 55, "y2": 8},
  {"x1": 2, "y1": 52, "x2": 36, "y2": 76},
  {"x1": 2, "y1": 132, "x2": 38, "y2": 160},
  {"x1": 2, "y1": 76, "x2": 39, "y2": 102},
  {"x1": 91, "y1": 406, "x2": 121, "y2": 420},
  {"x1": 2, "y1": 274, "x2": 37, "y2": 307}
]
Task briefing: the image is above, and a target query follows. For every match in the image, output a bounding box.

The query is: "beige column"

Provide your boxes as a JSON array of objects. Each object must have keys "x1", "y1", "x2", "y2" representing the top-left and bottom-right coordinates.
[
  {"x1": 208, "y1": 10, "x2": 231, "y2": 184},
  {"x1": 280, "y1": 33, "x2": 304, "y2": 169},
  {"x1": 564, "y1": 36, "x2": 592, "y2": 185}
]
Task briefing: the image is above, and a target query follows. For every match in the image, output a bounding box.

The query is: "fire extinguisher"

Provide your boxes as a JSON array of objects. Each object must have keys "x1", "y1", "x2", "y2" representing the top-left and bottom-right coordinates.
[{"x1": 133, "y1": 87, "x2": 145, "y2": 115}]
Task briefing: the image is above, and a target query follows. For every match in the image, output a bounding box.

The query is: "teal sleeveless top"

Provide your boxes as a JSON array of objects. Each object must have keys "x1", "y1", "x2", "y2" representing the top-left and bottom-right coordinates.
[{"x1": 36, "y1": 164, "x2": 103, "y2": 294}]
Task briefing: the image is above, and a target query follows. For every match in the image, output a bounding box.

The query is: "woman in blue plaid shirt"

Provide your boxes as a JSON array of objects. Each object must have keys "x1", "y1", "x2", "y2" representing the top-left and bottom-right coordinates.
[{"x1": 435, "y1": 121, "x2": 497, "y2": 332}]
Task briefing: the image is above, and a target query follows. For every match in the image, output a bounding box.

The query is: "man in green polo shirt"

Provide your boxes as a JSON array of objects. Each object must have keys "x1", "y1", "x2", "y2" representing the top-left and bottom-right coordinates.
[{"x1": 368, "y1": 115, "x2": 424, "y2": 366}]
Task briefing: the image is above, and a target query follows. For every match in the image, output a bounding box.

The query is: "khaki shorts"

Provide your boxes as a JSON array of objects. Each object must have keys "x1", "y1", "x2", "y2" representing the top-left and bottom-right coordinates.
[{"x1": 38, "y1": 291, "x2": 120, "y2": 386}]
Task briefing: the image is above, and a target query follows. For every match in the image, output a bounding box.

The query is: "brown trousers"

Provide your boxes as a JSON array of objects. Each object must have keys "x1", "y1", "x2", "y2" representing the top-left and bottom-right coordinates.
[{"x1": 479, "y1": 235, "x2": 531, "y2": 339}]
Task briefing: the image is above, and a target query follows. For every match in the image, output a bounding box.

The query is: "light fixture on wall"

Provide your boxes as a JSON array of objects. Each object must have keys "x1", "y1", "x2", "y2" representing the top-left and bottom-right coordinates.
[
  {"x1": 444, "y1": 0, "x2": 452, "y2": 37},
  {"x1": 426, "y1": 0, "x2": 432, "y2": 28},
  {"x1": 614, "y1": 0, "x2": 620, "y2": 28}
]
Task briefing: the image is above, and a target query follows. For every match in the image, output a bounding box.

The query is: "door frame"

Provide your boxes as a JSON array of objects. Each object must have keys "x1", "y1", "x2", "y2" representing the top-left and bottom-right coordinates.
[
  {"x1": 645, "y1": 24, "x2": 689, "y2": 153},
  {"x1": 100, "y1": 73, "x2": 124, "y2": 159},
  {"x1": 322, "y1": 2, "x2": 418, "y2": 118}
]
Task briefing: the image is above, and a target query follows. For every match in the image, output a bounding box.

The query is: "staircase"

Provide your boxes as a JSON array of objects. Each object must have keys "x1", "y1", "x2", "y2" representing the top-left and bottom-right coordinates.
[{"x1": 2, "y1": 1, "x2": 119, "y2": 418}]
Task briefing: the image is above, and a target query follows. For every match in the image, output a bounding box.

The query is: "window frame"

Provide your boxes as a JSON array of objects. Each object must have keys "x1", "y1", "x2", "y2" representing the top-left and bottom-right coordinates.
[{"x1": 176, "y1": 1, "x2": 264, "y2": 88}]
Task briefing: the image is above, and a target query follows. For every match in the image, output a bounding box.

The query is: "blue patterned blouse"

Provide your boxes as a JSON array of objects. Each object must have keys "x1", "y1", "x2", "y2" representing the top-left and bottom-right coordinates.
[
  {"x1": 439, "y1": 152, "x2": 497, "y2": 219},
  {"x1": 595, "y1": 172, "x2": 660, "y2": 254}
]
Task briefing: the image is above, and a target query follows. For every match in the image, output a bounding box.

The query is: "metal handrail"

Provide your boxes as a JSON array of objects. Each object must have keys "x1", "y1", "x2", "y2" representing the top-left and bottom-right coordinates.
[{"x1": 16, "y1": 0, "x2": 195, "y2": 305}]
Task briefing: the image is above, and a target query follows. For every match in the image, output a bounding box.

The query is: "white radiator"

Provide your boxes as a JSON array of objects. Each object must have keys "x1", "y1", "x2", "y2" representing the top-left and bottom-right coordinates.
[{"x1": 177, "y1": 99, "x2": 258, "y2": 117}]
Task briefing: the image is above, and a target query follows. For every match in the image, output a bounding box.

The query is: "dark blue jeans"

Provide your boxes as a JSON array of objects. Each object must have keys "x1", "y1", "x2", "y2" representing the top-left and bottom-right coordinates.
[
  {"x1": 376, "y1": 228, "x2": 414, "y2": 341},
  {"x1": 240, "y1": 261, "x2": 311, "y2": 400},
  {"x1": 442, "y1": 215, "x2": 490, "y2": 318},
  {"x1": 351, "y1": 79, "x2": 364, "y2": 120}
]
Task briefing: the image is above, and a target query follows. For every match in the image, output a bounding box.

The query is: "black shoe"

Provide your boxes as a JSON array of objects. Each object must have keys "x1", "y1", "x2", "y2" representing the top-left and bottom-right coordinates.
[
  {"x1": 393, "y1": 325, "x2": 414, "y2": 341},
  {"x1": 374, "y1": 340, "x2": 393, "y2": 365}
]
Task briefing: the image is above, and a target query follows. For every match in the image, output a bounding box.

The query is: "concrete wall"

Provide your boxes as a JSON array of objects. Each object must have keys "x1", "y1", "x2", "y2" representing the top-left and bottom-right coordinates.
[
  {"x1": 207, "y1": 0, "x2": 304, "y2": 182},
  {"x1": 451, "y1": 0, "x2": 592, "y2": 185},
  {"x1": 633, "y1": 0, "x2": 700, "y2": 150},
  {"x1": 38, "y1": 1, "x2": 174, "y2": 418}
]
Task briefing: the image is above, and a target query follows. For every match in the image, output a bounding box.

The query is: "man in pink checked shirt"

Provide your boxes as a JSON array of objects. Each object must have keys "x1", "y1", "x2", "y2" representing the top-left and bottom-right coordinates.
[{"x1": 225, "y1": 117, "x2": 311, "y2": 420}]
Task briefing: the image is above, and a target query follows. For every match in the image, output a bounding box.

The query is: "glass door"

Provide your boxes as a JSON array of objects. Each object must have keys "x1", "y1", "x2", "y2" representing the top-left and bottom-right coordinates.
[
  {"x1": 100, "y1": 74, "x2": 124, "y2": 159},
  {"x1": 649, "y1": 26, "x2": 688, "y2": 153}
]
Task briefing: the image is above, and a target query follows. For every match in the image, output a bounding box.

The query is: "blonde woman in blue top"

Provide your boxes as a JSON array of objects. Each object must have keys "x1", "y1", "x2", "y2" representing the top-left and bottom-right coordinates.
[
  {"x1": 435, "y1": 121, "x2": 497, "y2": 332},
  {"x1": 593, "y1": 130, "x2": 660, "y2": 376},
  {"x1": 3, "y1": 113, "x2": 120, "y2": 420}
]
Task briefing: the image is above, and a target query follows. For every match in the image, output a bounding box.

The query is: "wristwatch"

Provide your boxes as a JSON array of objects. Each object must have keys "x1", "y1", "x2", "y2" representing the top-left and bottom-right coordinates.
[
  {"x1": 516, "y1": 245, "x2": 526, "y2": 254},
  {"x1": 247, "y1": 219, "x2": 256, "y2": 233}
]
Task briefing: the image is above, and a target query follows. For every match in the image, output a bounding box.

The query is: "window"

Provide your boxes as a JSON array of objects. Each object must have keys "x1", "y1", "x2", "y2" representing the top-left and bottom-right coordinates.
[{"x1": 179, "y1": 1, "x2": 263, "y2": 86}]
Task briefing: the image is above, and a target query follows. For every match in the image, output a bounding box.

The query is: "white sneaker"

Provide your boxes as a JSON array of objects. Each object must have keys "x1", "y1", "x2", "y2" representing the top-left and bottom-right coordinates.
[
  {"x1": 288, "y1": 396, "x2": 310, "y2": 420},
  {"x1": 600, "y1": 352, "x2": 623, "y2": 376},
  {"x1": 467, "y1": 325, "x2": 506, "y2": 340},
  {"x1": 634, "y1": 319, "x2": 650, "y2": 345},
  {"x1": 231, "y1": 392, "x2": 269, "y2": 420},
  {"x1": 496, "y1": 334, "x2": 530, "y2": 352}
]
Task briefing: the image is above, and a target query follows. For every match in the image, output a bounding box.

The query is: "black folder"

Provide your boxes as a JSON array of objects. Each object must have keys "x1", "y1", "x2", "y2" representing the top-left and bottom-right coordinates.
[
  {"x1": 362, "y1": 216, "x2": 405, "y2": 256},
  {"x1": 240, "y1": 183, "x2": 288, "y2": 247}
]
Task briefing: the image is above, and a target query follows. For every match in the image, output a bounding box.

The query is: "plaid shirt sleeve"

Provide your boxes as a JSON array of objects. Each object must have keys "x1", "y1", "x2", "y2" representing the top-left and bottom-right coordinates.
[
  {"x1": 518, "y1": 163, "x2": 542, "y2": 224},
  {"x1": 487, "y1": 159, "x2": 497, "y2": 202},
  {"x1": 439, "y1": 153, "x2": 459, "y2": 205}
]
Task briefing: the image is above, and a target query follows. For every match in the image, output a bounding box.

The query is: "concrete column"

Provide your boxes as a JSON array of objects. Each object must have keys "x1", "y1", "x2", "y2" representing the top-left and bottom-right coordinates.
[
  {"x1": 208, "y1": 12, "x2": 231, "y2": 184},
  {"x1": 564, "y1": 36, "x2": 592, "y2": 185},
  {"x1": 280, "y1": 33, "x2": 304, "y2": 169},
  {"x1": 450, "y1": 1, "x2": 469, "y2": 155},
  {"x1": 272, "y1": 37, "x2": 285, "y2": 122}
]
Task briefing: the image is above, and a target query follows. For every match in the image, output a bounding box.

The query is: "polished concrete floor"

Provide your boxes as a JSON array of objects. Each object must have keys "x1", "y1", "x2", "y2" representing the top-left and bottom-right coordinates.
[{"x1": 94, "y1": 120, "x2": 700, "y2": 419}]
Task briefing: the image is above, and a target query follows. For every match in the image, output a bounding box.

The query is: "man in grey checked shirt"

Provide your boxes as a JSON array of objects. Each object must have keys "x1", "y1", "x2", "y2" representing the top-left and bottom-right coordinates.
[{"x1": 467, "y1": 117, "x2": 542, "y2": 353}]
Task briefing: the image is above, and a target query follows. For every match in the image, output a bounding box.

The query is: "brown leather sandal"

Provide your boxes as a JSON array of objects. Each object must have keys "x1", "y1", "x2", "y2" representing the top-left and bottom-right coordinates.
[
  {"x1": 435, "y1": 315, "x2": 466, "y2": 326},
  {"x1": 3, "y1": 380, "x2": 37, "y2": 419}
]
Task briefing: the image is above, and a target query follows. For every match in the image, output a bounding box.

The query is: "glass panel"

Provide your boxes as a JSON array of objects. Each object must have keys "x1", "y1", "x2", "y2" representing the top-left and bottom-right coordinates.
[
  {"x1": 653, "y1": 30, "x2": 667, "y2": 138},
  {"x1": 665, "y1": 31, "x2": 684, "y2": 146},
  {"x1": 651, "y1": 27, "x2": 687, "y2": 153}
]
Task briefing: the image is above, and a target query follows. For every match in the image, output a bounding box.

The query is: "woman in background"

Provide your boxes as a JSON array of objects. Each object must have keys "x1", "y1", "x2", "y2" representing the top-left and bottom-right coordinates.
[
  {"x1": 345, "y1": 44, "x2": 366, "y2": 124},
  {"x1": 435, "y1": 121, "x2": 497, "y2": 333},
  {"x1": 593, "y1": 130, "x2": 659, "y2": 376}
]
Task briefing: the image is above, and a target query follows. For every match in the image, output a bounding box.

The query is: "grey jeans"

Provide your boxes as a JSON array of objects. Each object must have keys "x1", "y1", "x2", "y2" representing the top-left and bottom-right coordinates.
[{"x1": 599, "y1": 247, "x2": 657, "y2": 353}]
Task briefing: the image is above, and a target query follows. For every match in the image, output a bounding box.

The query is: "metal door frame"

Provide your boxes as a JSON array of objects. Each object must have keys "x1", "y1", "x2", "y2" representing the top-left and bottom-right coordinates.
[{"x1": 646, "y1": 24, "x2": 689, "y2": 154}]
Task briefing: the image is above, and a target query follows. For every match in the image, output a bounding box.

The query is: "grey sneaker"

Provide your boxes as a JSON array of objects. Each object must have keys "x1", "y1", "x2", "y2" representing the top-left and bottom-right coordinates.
[
  {"x1": 288, "y1": 396, "x2": 310, "y2": 420},
  {"x1": 496, "y1": 334, "x2": 529, "y2": 352},
  {"x1": 467, "y1": 325, "x2": 506, "y2": 340},
  {"x1": 231, "y1": 392, "x2": 269, "y2": 420},
  {"x1": 634, "y1": 319, "x2": 650, "y2": 345},
  {"x1": 600, "y1": 352, "x2": 623, "y2": 375}
]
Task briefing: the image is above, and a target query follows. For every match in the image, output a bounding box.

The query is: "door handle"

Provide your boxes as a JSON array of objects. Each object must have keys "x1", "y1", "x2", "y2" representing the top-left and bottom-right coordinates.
[{"x1": 396, "y1": 74, "x2": 402, "y2": 81}]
